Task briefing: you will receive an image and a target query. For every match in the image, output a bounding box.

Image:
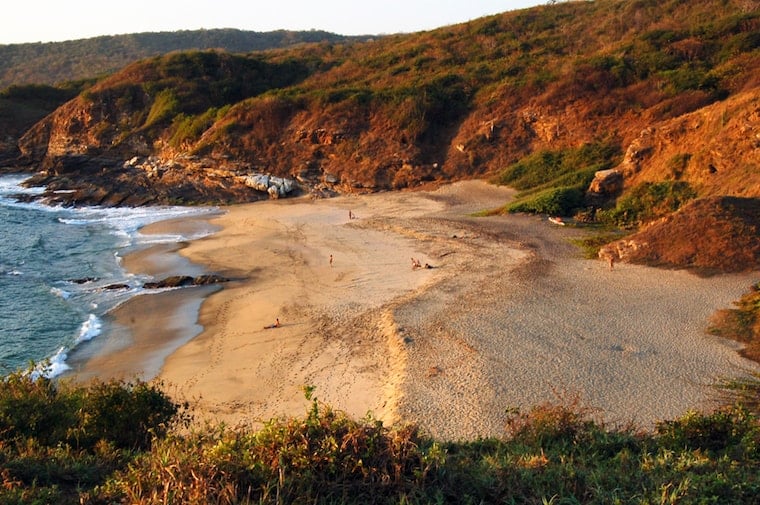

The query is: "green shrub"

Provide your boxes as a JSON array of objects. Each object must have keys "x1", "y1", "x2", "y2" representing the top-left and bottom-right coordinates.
[
  {"x1": 598, "y1": 181, "x2": 697, "y2": 227},
  {"x1": 144, "y1": 88, "x2": 180, "y2": 128},
  {"x1": 507, "y1": 186, "x2": 586, "y2": 216},
  {"x1": 655, "y1": 406, "x2": 759, "y2": 455},
  {"x1": 494, "y1": 141, "x2": 621, "y2": 191},
  {"x1": 0, "y1": 372, "x2": 181, "y2": 452},
  {"x1": 169, "y1": 106, "x2": 230, "y2": 147},
  {"x1": 77, "y1": 380, "x2": 182, "y2": 451},
  {"x1": 0, "y1": 373, "x2": 78, "y2": 447}
]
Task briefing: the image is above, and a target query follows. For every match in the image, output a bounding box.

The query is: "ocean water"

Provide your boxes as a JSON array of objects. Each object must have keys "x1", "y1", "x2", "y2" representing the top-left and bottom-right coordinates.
[{"x1": 0, "y1": 174, "x2": 218, "y2": 377}]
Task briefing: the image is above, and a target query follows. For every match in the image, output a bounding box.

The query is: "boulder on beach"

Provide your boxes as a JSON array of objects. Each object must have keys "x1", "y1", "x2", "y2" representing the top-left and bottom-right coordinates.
[{"x1": 142, "y1": 274, "x2": 230, "y2": 289}]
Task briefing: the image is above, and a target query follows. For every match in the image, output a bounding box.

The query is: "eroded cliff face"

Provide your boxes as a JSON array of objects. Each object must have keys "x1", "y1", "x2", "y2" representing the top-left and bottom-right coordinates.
[
  {"x1": 17, "y1": 78, "x2": 760, "y2": 207},
  {"x1": 618, "y1": 90, "x2": 760, "y2": 198}
]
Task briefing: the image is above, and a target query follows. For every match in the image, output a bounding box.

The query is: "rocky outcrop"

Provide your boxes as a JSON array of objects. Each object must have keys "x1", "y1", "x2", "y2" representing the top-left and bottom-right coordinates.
[
  {"x1": 619, "y1": 128, "x2": 655, "y2": 178},
  {"x1": 100, "y1": 274, "x2": 230, "y2": 291},
  {"x1": 142, "y1": 274, "x2": 230, "y2": 289},
  {"x1": 586, "y1": 169, "x2": 623, "y2": 205},
  {"x1": 240, "y1": 174, "x2": 295, "y2": 199},
  {"x1": 15, "y1": 154, "x2": 299, "y2": 207}
]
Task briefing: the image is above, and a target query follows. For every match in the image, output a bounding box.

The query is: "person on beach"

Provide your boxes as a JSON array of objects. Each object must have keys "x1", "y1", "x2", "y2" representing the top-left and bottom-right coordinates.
[
  {"x1": 264, "y1": 318, "x2": 280, "y2": 329},
  {"x1": 348, "y1": 210, "x2": 354, "y2": 220},
  {"x1": 330, "y1": 254, "x2": 334, "y2": 267},
  {"x1": 411, "y1": 257, "x2": 422, "y2": 269}
]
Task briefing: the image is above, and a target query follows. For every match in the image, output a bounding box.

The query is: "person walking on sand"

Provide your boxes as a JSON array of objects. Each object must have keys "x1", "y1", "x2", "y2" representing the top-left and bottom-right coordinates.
[{"x1": 329, "y1": 254, "x2": 334, "y2": 267}]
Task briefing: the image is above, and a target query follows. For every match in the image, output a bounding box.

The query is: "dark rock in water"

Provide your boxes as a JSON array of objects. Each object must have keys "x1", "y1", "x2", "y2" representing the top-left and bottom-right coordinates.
[
  {"x1": 103, "y1": 283, "x2": 130, "y2": 290},
  {"x1": 143, "y1": 275, "x2": 195, "y2": 289},
  {"x1": 69, "y1": 277, "x2": 99, "y2": 284},
  {"x1": 143, "y1": 274, "x2": 230, "y2": 289}
]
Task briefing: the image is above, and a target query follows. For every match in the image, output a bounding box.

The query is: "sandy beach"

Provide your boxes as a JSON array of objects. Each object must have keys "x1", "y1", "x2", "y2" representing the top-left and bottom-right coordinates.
[{"x1": 75, "y1": 180, "x2": 760, "y2": 440}]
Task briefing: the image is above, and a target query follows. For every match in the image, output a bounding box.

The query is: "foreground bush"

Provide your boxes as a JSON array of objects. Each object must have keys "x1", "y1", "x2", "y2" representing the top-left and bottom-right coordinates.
[
  {"x1": 0, "y1": 372, "x2": 183, "y2": 503},
  {"x1": 1, "y1": 377, "x2": 759, "y2": 504},
  {"x1": 99, "y1": 398, "x2": 444, "y2": 504},
  {"x1": 92, "y1": 402, "x2": 760, "y2": 504}
]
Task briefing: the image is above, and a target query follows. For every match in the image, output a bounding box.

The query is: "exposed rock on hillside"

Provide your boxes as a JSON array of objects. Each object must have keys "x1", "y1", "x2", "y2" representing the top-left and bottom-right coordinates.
[
  {"x1": 602, "y1": 196, "x2": 760, "y2": 274},
  {"x1": 618, "y1": 91, "x2": 760, "y2": 198}
]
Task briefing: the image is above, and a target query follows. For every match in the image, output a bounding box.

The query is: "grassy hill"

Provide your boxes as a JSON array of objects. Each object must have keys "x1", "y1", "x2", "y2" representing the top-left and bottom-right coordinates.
[
  {"x1": 10, "y1": 0, "x2": 757, "y2": 191},
  {"x1": 0, "y1": 28, "x2": 371, "y2": 88}
]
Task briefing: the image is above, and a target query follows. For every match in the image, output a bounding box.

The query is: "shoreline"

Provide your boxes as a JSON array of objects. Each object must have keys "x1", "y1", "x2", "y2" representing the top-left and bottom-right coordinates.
[
  {"x1": 66, "y1": 215, "x2": 221, "y2": 382},
  {"x1": 72, "y1": 181, "x2": 760, "y2": 439}
]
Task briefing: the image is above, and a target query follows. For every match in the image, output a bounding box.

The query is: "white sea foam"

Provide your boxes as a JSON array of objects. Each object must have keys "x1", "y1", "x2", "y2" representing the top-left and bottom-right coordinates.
[
  {"x1": 31, "y1": 315, "x2": 104, "y2": 379},
  {"x1": 26, "y1": 346, "x2": 70, "y2": 379},
  {"x1": 0, "y1": 174, "x2": 46, "y2": 197},
  {"x1": 50, "y1": 287, "x2": 71, "y2": 299},
  {"x1": 75, "y1": 314, "x2": 102, "y2": 345},
  {"x1": 43, "y1": 347, "x2": 71, "y2": 378}
]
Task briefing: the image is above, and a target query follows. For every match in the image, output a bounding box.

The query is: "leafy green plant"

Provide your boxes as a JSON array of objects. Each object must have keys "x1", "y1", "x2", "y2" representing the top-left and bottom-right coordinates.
[
  {"x1": 655, "y1": 405, "x2": 759, "y2": 455},
  {"x1": 598, "y1": 181, "x2": 697, "y2": 227},
  {"x1": 507, "y1": 186, "x2": 586, "y2": 216},
  {"x1": 0, "y1": 372, "x2": 181, "y2": 452}
]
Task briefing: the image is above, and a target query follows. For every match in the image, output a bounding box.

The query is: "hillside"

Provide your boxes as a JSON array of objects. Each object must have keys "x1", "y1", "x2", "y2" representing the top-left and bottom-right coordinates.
[
  {"x1": 2, "y1": 0, "x2": 760, "y2": 268},
  {"x1": 0, "y1": 28, "x2": 370, "y2": 88},
  {"x1": 0, "y1": 29, "x2": 370, "y2": 166}
]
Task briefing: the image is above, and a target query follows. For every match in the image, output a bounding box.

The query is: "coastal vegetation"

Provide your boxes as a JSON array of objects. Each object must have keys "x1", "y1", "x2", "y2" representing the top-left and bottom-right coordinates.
[
  {"x1": 1, "y1": 376, "x2": 759, "y2": 504},
  {"x1": 710, "y1": 282, "x2": 760, "y2": 364},
  {"x1": 492, "y1": 141, "x2": 621, "y2": 216}
]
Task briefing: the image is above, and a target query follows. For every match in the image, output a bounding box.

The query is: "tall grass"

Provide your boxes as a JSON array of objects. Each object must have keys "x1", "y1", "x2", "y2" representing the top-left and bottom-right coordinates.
[{"x1": 1, "y1": 373, "x2": 758, "y2": 504}]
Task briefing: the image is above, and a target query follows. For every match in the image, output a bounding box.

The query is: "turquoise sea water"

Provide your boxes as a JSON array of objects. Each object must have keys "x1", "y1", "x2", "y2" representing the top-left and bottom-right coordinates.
[{"x1": 0, "y1": 174, "x2": 217, "y2": 377}]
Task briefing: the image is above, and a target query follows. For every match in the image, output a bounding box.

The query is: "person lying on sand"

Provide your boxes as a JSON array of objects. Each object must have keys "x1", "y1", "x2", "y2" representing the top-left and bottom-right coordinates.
[
  {"x1": 411, "y1": 257, "x2": 422, "y2": 269},
  {"x1": 264, "y1": 318, "x2": 281, "y2": 329}
]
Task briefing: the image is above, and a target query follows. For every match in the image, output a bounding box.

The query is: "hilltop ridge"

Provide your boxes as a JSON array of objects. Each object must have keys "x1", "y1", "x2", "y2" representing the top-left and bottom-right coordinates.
[{"x1": 0, "y1": 28, "x2": 371, "y2": 88}]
